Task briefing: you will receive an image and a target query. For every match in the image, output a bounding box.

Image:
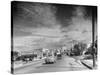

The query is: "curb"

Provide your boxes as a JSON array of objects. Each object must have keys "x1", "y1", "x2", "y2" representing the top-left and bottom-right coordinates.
[
  {"x1": 80, "y1": 60, "x2": 93, "y2": 69},
  {"x1": 80, "y1": 60, "x2": 97, "y2": 70}
]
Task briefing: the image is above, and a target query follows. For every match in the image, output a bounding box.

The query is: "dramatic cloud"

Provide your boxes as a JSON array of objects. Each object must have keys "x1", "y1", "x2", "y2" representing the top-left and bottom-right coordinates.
[
  {"x1": 61, "y1": 6, "x2": 92, "y2": 45},
  {"x1": 12, "y1": 2, "x2": 97, "y2": 52},
  {"x1": 13, "y1": 2, "x2": 59, "y2": 31},
  {"x1": 13, "y1": 2, "x2": 63, "y2": 51}
]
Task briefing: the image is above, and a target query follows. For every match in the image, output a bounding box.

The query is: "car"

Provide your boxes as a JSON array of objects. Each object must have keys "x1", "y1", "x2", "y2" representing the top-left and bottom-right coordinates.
[
  {"x1": 56, "y1": 52, "x2": 62, "y2": 59},
  {"x1": 57, "y1": 54, "x2": 62, "y2": 59},
  {"x1": 45, "y1": 54, "x2": 56, "y2": 64}
]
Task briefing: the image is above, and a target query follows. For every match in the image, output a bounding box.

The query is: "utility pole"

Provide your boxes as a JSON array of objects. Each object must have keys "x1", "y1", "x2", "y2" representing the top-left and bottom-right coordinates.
[{"x1": 92, "y1": 7, "x2": 96, "y2": 68}]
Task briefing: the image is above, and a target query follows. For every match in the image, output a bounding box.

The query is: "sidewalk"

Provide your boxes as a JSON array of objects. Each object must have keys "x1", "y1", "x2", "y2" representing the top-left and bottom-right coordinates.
[
  {"x1": 14, "y1": 58, "x2": 44, "y2": 69},
  {"x1": 80, "y1": 59, "x2": 97, "y2": 69},
  {"x1": 71, "y1": 55, "x2": 97, "y2": 70}
]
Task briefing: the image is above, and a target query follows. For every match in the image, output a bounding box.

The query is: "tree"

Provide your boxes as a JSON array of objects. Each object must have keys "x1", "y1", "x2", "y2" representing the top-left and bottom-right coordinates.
[
  {"x1": 12, "y1": 51, "x2": 19, "y2": 61},
  {"x1": 72, "y1": 42, "x2": 87, "y2": 56},
  {"x1": 85, "y1": 40, "x2": 97, "y2": 56}
]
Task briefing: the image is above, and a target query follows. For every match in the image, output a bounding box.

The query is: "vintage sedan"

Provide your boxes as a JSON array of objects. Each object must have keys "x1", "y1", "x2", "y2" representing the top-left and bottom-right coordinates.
[{"x1": 45, "y1": 54, "x2": 56, "y2": 64}]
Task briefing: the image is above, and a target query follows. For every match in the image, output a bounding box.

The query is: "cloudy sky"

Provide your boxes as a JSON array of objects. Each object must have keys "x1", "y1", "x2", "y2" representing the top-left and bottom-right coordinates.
[{"x1": 12, "y1": 1, "x2": 97, "y2": 52}]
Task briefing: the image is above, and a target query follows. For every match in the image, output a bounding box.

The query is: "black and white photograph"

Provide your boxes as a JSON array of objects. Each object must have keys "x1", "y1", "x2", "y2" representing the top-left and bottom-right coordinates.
[{"x1": 11, "y1": 1, "x2": 97, "y2": 74}]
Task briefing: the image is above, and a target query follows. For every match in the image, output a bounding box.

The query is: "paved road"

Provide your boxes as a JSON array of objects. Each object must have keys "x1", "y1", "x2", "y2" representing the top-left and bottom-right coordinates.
[{"x1": 14, "y1": 55, "x2": 89, "y2": 74}]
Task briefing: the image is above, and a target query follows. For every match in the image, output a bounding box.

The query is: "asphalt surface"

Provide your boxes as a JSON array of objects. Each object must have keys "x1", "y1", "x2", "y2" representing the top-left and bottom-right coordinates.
[{"x1": 14, "y1": 55, "x2": 89, "y2": 74}]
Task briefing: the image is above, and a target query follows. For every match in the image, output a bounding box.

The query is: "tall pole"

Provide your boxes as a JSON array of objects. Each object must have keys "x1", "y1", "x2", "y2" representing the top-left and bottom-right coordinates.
[{"x1": 92, "y1": 7, "x2": 96, "y2": 68}]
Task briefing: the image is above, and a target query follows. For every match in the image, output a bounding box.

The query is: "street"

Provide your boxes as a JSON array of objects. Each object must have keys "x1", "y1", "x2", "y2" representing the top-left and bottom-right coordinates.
[{"x1": 14, "y1": 55, "x2": 89, "y2": 74}]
